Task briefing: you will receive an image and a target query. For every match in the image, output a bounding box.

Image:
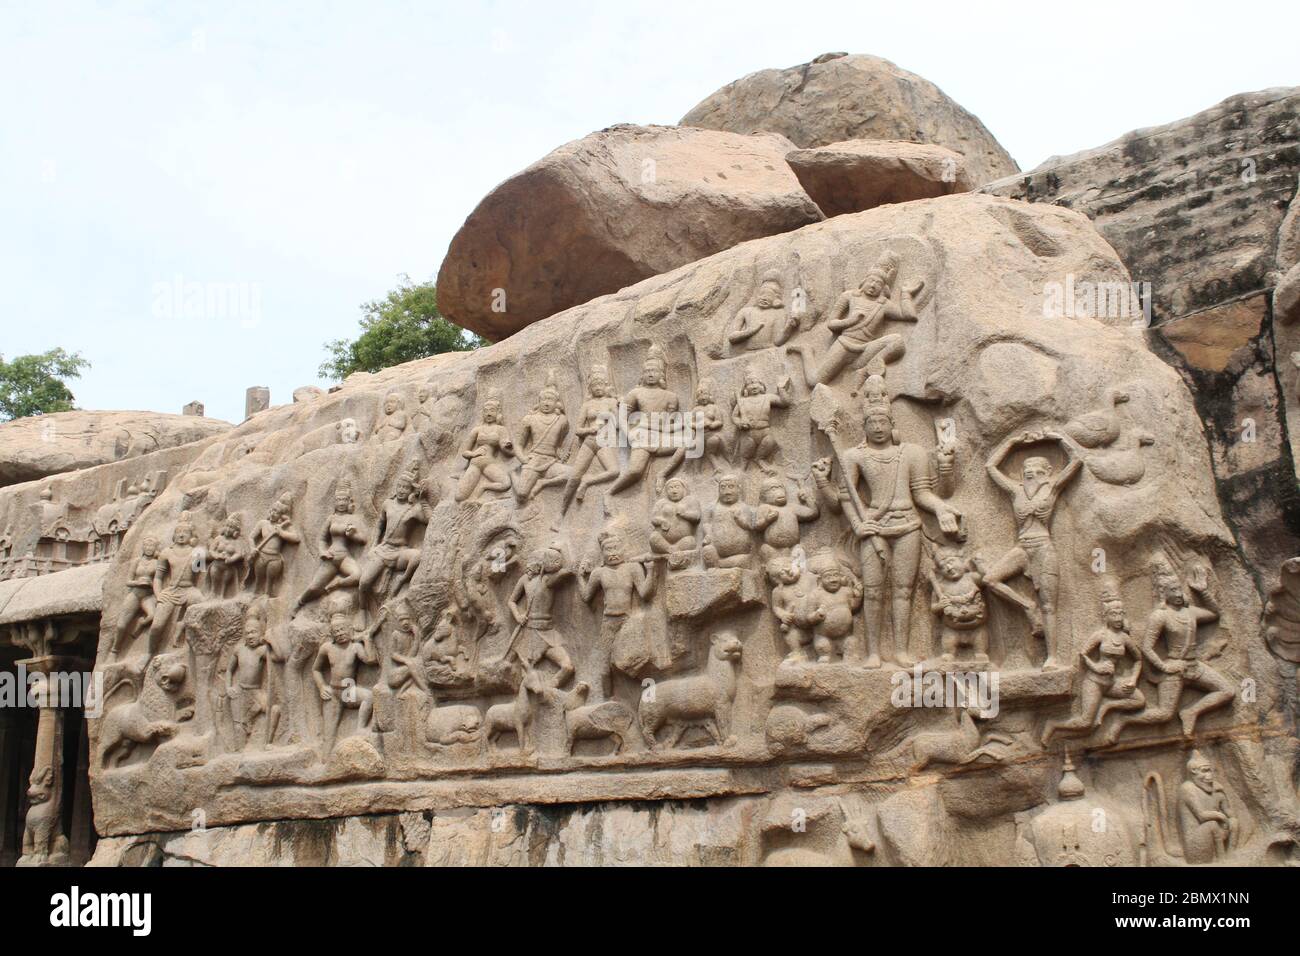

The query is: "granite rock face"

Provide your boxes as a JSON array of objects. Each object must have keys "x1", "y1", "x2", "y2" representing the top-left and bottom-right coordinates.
[
  {"x1": 786, "y1": 140, "x2": 973, "y2": 217},
  {"x1": 0, "y1": 409, "x2": 230, "y2": 488},
  {"x1": 436, "y1": 124, "x2": 824, "y2": 341},
  {"x1": 681, "y1": 53, "x2": 1019, "y2": 186}
]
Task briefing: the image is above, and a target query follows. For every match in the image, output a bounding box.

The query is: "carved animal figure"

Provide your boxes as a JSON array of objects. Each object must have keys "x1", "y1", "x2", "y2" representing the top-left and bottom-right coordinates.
[
  {"x1": 19, "y1": 766, "x2": 69, "y2": 865},
  {"x1": 483, "y1": 669, "x2": 542, "y2": 754},
  {"x1": 549, "y1": 681, "x2": 634, "y2": 755},
  {"x1": 424, "y1": 702, "x2": 482, "y2": 747},
  {"x1": 639, "y1": 632, "x2": 742, "y2": 750},
  {"x1": 910, "y1": 706, "x2": 1012, "y2": 771},
  {"x1": 98, "y1": 653, "x2": 192, "y2": 768}
]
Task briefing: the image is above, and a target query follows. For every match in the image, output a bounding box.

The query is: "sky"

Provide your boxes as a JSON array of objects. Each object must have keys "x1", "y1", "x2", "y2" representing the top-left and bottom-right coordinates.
[{"x1": 2, "y1": 0, "x2": 1298, "y2": 423}]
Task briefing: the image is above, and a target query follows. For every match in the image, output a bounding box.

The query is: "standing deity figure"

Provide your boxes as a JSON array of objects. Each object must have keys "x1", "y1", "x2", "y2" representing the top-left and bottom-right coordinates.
[
  {"x1": 1104, "y1": 562, "x2": 1234, "y2": 742},
  {"x1": 607, "y1": 344, "x2": 686, "y2": 497},
  {"x1": 926, "y1": 541, "x2": 990, "y2": 664},
  {"x1": 207, "y1": 513, "x2": 250, "y2": 599},
  {"x1": 111, "y1": 535, "x2": 160, "y2": 658},
  {"x1": 649, "y1": 476, "x2": 702, "y2": 570},
  {"x1": 1042, "y1": 581, "x2": 1144, "y2": 745},
  {"x1": 816, "y1": 391, "x2": 960, "y2": 668},
  {"x1": 455, "y1": 389, "x2": 516, "y2": 501},
  {"x1": 579, "y1": 527, "x2": 655, "y2": 699},
  {"x1": 294, "y1": 481, "x2": 366, "y2": 612},
  {"x1": 702, "y1": 473, "x2": 757, "y2": 569},
  {"x1": 790, "y1": 251, "x2": 922, "y2": 388},
  {"x1": 731, "y1": 366, "x2": 792, "y2": 469},
  {"x1": 359, "y1": 463, "x2": 431, "y2": 602},
  {"x1": 983, "y1": 429, "x2": 1083, "y2": 670},
  {"x1": 312, "y1": 609, "x2": 378, "y2": 758},
  {"x1": 372, "y1": 391, "x2": 408, "y2": 442},
  {"x1": 514, "y1": 371, "x2": 571, "y2": 501},
  {"x1": 506, "y1": 543, "x2": 577, "y2": 686},
  {"x1": 561, "y1": 364, "x2": 621, "y2": 510},
  {"x1": 225, "y1": 602, "x2": 283, "y2": 750},
  {"x1": 691, "y1": 378, "x2": 729, "y2": 472},
  {"x1": 146, "y1": 512, "x2": 206, "y2": 659},
  {"x1": 727, "y1": 270, "x2": 793, "y2": 353},
  {"x1": 249, "y1": 493, "x2": 301, "y2": 597}
]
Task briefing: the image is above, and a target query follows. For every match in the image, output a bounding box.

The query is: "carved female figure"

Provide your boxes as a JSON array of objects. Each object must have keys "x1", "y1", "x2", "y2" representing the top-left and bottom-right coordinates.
[
  {"x1": 207, "y1": 513, "x2": 250, "y2": 599},
  {"x1": 294, "y1": 482, "x2": 367, "y2": 612},
  {"x1": 455, "y1": 390, "x2": 516, "y2": 501},
  {"x1": 983, "y1": 430, "x2": 1083, "y2": 670}
]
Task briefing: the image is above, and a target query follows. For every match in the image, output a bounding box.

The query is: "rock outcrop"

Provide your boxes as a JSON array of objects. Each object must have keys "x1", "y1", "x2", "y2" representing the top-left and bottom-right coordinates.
[
  {"x1": 436, "y1": 124, "x2": 824, "y2": 341},
  {"x1": 786, "y1": 139, "x2": 973, "y2": 217},
  {"x1": 681, "y1": 53, "x2": 1018, "y2": 186}
]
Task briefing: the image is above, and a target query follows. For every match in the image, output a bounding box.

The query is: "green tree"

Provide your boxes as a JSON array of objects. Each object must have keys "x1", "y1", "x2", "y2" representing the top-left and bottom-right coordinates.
[
  {"x1": 0, "y1": 348, "x2": 91, "y2": 421},
  {"x1": 319, "y1": 276, "x2": 485, "y2": 381}
]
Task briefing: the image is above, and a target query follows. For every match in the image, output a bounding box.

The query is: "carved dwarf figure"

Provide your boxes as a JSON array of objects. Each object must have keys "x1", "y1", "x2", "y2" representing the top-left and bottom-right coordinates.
[
  {"x1": 295, "y1": 481, "x2": 366, "y2": 612},
  {"x1": 984, "y1": 429, "x2": 1083, "y2": 669},
  {"x1": 359, "y1": 463, "x2": 431, "y2": 602},
  {"x1": 146, "y1": 512, "x2": 206, "y2": 659},
  {"x1": 691, "y1": 377, "x2": 729, "y2": 472},
  {"x1": 207, "y1": 513, "x2": 250, "y2": 599},
  {"x1": 806, "y1": 550, "x2": 864, "y2": 663},
  {"x1": 111, "y1": 535, "x2": 160, "y2": 657},
  {"x1": 248, "y1": 493, "x2": 301, "y2": 597},
  {"x1": 561, "y1": 364, "x2": 621, "y2": 510},
  {"x1": 506, "y1": 544, "x2": 577, "y2": 686},
  {"x1": 702, "y1": 473, "x2": 756, "y2": 569},
  {"x1": 1104, "y1": 562, "x2": 1234, "y2": 742},
  {"x1": 768, "y1": 548, "x2": 819, "y2": 665},
  {"x1": 649, "y1": 476, "x2": 702, "y2": 570},
  {"x1": 456, "y1": 389, "x2": 516, "y2": 501},
  {"x1": 731, "y1": 366, "x2": 792, "y2": 469},
  {"x1": 608, "y1": 344, "x2": 686, "y2": 496},
  {"x1": 313, "y1": 609, "x2": 378, "y2": 758},
  {"x1": 790, "y1": 251, "x2": 921, "y2": 388},
  {"x1": 727, "y1": 269, "x2": 791, "y2": 353},
  {"x1": 372, "y1": 391, "x2": 408, "y2": 442},
  {"x1": 1042, "y1": 581, "x2": 1144, "y2": 745},
  {"x1": 579, "y1": 526, "x2": 655, "y2": 698},
  {"x1": 514, "y1": 371, "x2": 571, "y2": 501},
  {"x1": 753, "y1": 473, "x2": 819, "y2": 562},
  {"x1": 926, "y1": 542, "x2": 989, "y2": 663}
]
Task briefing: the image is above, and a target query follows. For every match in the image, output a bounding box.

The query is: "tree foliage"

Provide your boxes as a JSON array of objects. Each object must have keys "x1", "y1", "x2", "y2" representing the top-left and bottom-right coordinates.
[
  {"x1": 0, "y1": 348, "x2": 91, "y2": 421},
  {"x1": 319, "y1": 276, "x2": 485, "y2": 381}
]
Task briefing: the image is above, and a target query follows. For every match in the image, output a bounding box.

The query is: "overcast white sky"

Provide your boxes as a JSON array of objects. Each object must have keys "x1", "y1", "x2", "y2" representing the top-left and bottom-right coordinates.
[{"x1": 3, "y1": 0, "x2": 1297, "y2": 423}]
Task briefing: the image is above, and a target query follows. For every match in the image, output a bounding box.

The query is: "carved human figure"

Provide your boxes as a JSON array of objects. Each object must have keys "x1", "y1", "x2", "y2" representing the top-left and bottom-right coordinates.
[
  {"x1": 649, "y1": 477, "x2": 702, "y2": 570},
  {"x1": 702, "y1": 473, "x2": 756, "y2": 569},
  {"x1": 790, "y1": 251, "x2": 921, "y2": 388},
  {"x1": 146, "y1": 512, "x2": 206, "y2": 659},
  {"x1": 1042, "y1": 583, "x2": 1144, "y2": 745},
  {"x1": 816, "y1": 395, "x2": 960, "y2": 668},
  {"x1": 111, "y1": 535, "x2": 160, "y2": 658},
  {"x1": 731, "y1": 366, "x2": 792, "y2": 468},
  {"x1": 456, "y1": 390, "x2": 516, "y2": 501},
  {"x1": 607, "y1": 344, "x2": 685, "y2": 496},
  {"x1": 313, "y1": 610, "x2": 378, "y2": 757},
  {"x1": 927, "y1": 542, "x2": 989, "y2": 663},
  {"x1": 506, "y1": 544, "x2": 576, "y2": 686},
  {"x1": 1104, "y1": 563, "x2": 1234, "y2": 741},
  {"x1": 207, "y1": 513, "x2": 250, "y2": 599},
  {"x1": 727, "y1": 270, "x2": 791, "y2": 353},
  {"x1": 806, "y1": 551, "x2": 863, "y2": 663},
  {"x1": 579, "y1": 527, "x2": 655, "y2": 698},
  {"x1": 514, "y1": 371, "x2": 570, "y2": 501},
  {"x1": 411, "y1": 383, "x2": 434, "y2": 431},
  {"x1": 983, "y1": 429, "x2": 1083, "y2": 669},
  {"x1": 359, "y1": 464, "x2": 430, "y2": 602},
  {"x1": 753, "y1": 474, "x2": 819, "y2": 562},
  {"x1": 248, "y1": 493, "x2": 301, "y2": 597},
  {"x1": 294, "y1": 482, "x2": 366, "y2": 612},
  {"x1": 768, "y1": 550, "x2": 818, "y2": 665},
  {"x1": 225, "y1": 604, "x2": 283, "y2": 750},
  {"x1": 561, "y1": 364, "x2": 621, "y2": 510},
  {"x1": 372, "y1": 391, "x2": 408, "y2": 442},
  {"x1": 691, "y1": 377, "x2": 729, "y2": 472},
  {"x1": 388, "y1": 604, "x2": 470, "y2": 701}
]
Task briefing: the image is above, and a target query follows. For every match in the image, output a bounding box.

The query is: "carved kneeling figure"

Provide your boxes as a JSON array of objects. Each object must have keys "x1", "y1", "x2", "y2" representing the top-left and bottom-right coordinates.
[{"x1": 639, "y1": 631, "x2": 742, "y2": 750}]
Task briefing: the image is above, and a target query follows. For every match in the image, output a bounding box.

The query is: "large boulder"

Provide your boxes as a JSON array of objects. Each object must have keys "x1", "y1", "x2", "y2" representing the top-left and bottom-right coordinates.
[
  {"x1": 436, "y1": 124, "x2": 824, "y2": 340},
  {"x1": 680, "y1": 53, "x2": 1018, "y2": 186},
  {"x1": 786, "y1": 139, "x2": 973, "y2": 216},
  {"x1": 0, "y1": 409, "x2": 231, "y2": 487}
]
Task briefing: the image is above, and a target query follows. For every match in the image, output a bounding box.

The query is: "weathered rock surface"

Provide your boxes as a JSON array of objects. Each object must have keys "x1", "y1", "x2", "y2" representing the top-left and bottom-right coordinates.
[
  {"x1": 436, "y1": 124, "x2": 824, "y2": 340},
  {"x1": 984, "y1": 87, "x2": 1300, "y2": 572},
  {"x1": 787, "y1": 139, "x2": 973, "y2": 217},
  {"x1": 0, "y1": 409, "x2": 230, "y2": 488},
  {"x1": 681, "y1": 53, "x2": 1018, "y2": 186}
]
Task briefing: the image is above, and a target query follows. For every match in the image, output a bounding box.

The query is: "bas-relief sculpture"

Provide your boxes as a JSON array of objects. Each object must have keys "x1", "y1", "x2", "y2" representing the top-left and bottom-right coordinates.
[{"x1": 85, "y1": 194, "x2": 1300, "y2": 866}]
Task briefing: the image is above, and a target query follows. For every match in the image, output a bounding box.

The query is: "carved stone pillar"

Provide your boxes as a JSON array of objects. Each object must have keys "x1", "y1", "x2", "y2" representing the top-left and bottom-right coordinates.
[{"x1": 14, "y1": 653, "x2": 85, "y2": 867}]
